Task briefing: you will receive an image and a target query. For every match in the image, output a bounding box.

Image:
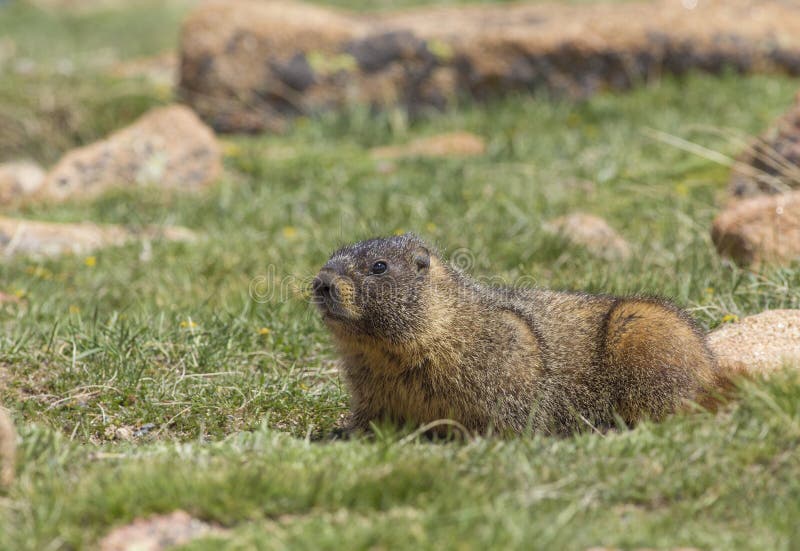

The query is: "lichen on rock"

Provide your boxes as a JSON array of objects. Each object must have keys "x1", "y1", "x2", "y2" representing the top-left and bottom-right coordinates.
[{"x1": 179, "y1": 0, "x2": 800, "y2": 133}]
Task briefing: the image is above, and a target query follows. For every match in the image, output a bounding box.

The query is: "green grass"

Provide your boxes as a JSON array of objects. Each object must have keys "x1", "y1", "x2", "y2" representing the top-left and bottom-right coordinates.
[
  {"x1": 6, "y1": 372, "x2": 800, "y2": 549},
  {"x1": 1, "y1": 1, "x2": 800, "y2": 549},
  {"x1": 0, "y1": 0, "x2": 185, "y2": 163}
]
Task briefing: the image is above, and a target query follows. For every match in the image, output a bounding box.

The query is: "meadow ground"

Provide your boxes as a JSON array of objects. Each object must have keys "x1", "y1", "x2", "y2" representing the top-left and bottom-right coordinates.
[{"x1": 1, "y1": 1, "x2": 800, "y2": 549}]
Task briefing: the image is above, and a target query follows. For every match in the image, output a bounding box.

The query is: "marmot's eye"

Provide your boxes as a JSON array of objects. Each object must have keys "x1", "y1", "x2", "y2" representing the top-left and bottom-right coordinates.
[{"x1": 370, "y1": 261, "x2": 388, "y2": 275}]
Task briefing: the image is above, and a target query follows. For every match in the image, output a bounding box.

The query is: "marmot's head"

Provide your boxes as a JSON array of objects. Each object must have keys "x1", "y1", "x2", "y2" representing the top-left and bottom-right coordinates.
[{"x1": 313, "y1": 233, "x2": 434, "y2": 341}]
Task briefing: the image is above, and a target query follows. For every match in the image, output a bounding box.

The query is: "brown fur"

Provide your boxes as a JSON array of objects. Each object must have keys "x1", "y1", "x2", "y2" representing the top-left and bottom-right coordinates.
[
  {"x1": 313, "y1": 234, "x2": 723, "y2": 436},
  {"x1": 0, "y1": 407, "x2": 15, "y2": 488}
]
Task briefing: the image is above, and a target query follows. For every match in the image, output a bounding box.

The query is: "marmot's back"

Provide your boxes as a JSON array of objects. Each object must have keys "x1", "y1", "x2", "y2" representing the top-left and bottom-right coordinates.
[
  {"x1": 314, "y1": 234, "x2": 719, "y2": 435},
  {"x1": 503, "y1": 288, "x2": 615, "y2": 378},
  {"x1": 503, "y1": 289, "x2": 716, "y2": 432}
]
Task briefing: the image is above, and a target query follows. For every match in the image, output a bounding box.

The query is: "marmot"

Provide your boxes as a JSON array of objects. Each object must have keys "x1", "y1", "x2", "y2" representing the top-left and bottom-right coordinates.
[{"x1": 313, "y1": 233, "x2": 723, "y2": 436}]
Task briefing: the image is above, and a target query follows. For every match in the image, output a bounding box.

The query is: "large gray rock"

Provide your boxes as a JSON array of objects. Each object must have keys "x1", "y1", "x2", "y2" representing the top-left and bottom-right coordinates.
[{"x1": 179, "y1": 0, "x2": 800, "y2": 133}]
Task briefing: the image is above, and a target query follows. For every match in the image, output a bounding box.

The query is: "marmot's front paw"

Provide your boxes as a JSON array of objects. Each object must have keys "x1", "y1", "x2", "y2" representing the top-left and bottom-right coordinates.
[{"x1": 340, "y1": 411, "x2": 376, "y2": 437}]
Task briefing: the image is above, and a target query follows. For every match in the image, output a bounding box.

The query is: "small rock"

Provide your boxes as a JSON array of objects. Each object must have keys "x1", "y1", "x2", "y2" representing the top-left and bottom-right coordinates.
[
  {"x1": 0, "y1": 407, "x2": 15, "y2": 489},
  {"x1": 0, "y1": 216, "x2": 197, "y2": 259},
  {"x1": 370, "y1": 132, "x2": 486, "y2": 160},
  {"x1": 133, "y1": 423, "x2": 156, "y2": 438},
  {"x1": 711, "y1": 191, "x2": 800, "y2": 267},
  {"x1": 114, "y1": 427, "x2": 133, "y2": 442},
  {"x1": 39, "y1": 105, "x2": 221, "y2": 202},
  {"x1": 0, "y1": 161, "x2": 46, "y2": 203},
  {"x1": 99, "y1": 510, "x2": 225, "y2": 551},
  {"x1": 142, "y1": 225, "x2": 198, "y2": 243},
  {"x1": 708, "y1": 310, "x2": 800, "y2": 376},
  {"x1": 0, "y1": 291, "x2": 23, "y2": 305},
  {"x1": 544, "y1": 213, "x2": 631, "y2": 261},
  {"x1": 0, "y1": 216, "x2": 128, "y2": 258}
]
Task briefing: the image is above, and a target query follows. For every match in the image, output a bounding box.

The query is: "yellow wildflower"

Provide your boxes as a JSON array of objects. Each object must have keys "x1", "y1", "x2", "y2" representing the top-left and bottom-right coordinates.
[
  {"x1": 258, "y1": 327, "x2": 271, "y2": 336},
  {"x1": 566, "y1": 112, "x2": 581, "y2": 128},
  {"x1": 69, "y1": 305, "x2": 80, "y2": 314},
  {"x1": 180, "y1": 320, "x2": 198, "y2": 329},
  {"x1": 27, "y1": 266, "x2": 53, "y2": 279},
  {"x1": 84, "y1": 256, "x2": 96, "y2": 267},
  {"x1": 282, "y1": 226, "x2": 298, "y2": 239},
  {"x1": 154, "y1": 83, "x2": 172, "y2": 101},
  {"x1": 221, "y1": 141, "x2": 242, "y2": 158},
  {"x1": 721, "y1": 314, "x2": 739, "y2": 324}
]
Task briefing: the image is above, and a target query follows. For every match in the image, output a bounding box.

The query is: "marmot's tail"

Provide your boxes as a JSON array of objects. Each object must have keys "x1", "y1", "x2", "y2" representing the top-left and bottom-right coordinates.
[{"x1": 696, "y1": 361, "x2": 752, "y2": 412}]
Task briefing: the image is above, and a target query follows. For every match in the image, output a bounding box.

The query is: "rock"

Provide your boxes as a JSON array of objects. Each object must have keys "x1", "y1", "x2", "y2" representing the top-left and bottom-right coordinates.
[
  {"x1": 0, "y1": 216, "x2": 197, "y2": 259},
  {"x1": 179, "y1": 1, "x2": 357, "y2": 133},
  {"x1": 145, "y1": 225, "x2": 198, "y2": 244},
  {"x1": 545, "y1": 213, "x2": 631, "y2": 261},
  {"x1": 39, "y1": 105, "x2": 221, "y2": 202},
  {"x1": 99, "y1": 510, "x2": 225, "y2": 551},
  {"x1": 179, "y1": 0, "x2": 800, "y2": 133},
  {"x1": 0, "y1": 408, "x2": 14, "y2": 489},
  {"x1": 370, "y1": 131, "x2": 486, "y2": 160},
  {"x1": 0, "y1": 291, "x2": 23, "y2": 305},
  {"x1": 708, "y1": 310, "x2": 800, "y2": 375},
  {"x1": 133, "y1": 423, "x2": 156, "y2": 437},
  {"x1": 730, "y1": 91, "x2": 800, "y2": 198},
  {"x1": 0, "y1": 161, "x2": 46, "y2": 203},
  {"x1": 711, "y1": 191, "x2": 800, "y2": 266},
  {"x1": 114, "y1": 426, "x2": 134, "y2": 442}
]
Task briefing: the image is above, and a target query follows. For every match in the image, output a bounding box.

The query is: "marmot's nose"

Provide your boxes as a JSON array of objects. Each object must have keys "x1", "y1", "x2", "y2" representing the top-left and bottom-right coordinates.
[{"x1": 312, "y1": 270, "x2": 336, "y2": 300}]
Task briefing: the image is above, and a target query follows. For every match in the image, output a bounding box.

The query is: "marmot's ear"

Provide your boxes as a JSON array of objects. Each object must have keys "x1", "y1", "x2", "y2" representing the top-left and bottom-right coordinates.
[{"x1": 412, "y1": 246, "x2": 430, "y2": 274}]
